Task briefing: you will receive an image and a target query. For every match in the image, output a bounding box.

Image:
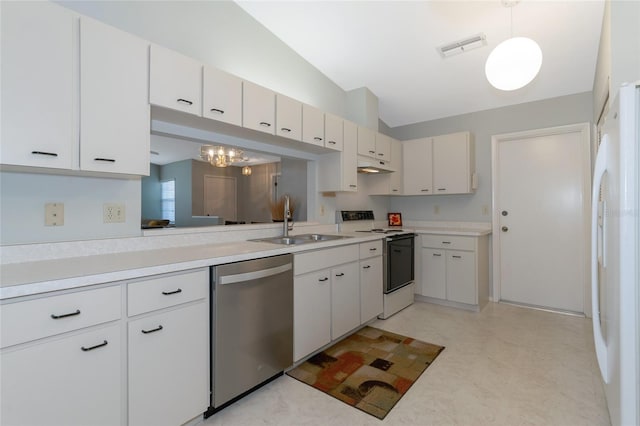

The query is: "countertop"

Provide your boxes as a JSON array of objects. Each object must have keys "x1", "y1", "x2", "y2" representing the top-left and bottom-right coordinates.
[{"x1": 1, "y1": 222, "x2": 491, "y2": 300}]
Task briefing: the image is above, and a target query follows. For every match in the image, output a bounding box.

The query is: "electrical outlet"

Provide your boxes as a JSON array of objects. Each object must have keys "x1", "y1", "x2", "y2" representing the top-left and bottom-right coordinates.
[
  {"x1": 45, "y1": 203, "x2": 64, "y2": 226},
  {"x1": 103, "y1": 203, "x2": 125, "y2": 223}
]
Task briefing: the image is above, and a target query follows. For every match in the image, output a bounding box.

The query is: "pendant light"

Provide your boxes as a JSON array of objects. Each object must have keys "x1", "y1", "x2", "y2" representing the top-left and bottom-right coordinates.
[
  {"x1": 200, "y1": 145, "x2": 243, "y2": 168},
  {"x1": 485, "y1": 0, "x2": 542, "y2": 91},
  {"x1": 241, "y1": 165, "x2": 252, "y2": 176}
]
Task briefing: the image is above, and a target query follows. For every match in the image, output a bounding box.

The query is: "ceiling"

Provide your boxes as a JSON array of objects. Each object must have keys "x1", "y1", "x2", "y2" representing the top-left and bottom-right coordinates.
[{"x1": 236, "y1": 0, "x2": 605, "y2": 128}]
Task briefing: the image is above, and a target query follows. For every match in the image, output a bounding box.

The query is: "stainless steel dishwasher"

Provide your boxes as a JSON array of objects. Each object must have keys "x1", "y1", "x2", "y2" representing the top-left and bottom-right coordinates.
[{"x1": 206, "y1": 254, "x2": 293, "y2": 415}]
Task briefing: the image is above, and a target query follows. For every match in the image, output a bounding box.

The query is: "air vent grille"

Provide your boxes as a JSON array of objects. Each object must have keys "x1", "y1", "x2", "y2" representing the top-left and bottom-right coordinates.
[{"x1": 437, "y1": 33, "x2": 487, "y2": 58}]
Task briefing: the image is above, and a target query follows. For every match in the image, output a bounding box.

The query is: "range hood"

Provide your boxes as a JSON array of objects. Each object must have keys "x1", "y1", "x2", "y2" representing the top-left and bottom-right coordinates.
[{"x1": 357, "y1": 155, "x2": 395, "y2": 174}]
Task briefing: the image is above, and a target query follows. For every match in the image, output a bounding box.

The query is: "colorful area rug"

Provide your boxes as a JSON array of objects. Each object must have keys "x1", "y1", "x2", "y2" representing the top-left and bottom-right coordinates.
[{"x1": 286, "y1": 326, "x2": 445, "y2": 419}]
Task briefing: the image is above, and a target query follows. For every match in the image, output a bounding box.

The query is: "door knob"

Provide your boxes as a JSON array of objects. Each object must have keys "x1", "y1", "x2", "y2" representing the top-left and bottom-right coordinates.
[
  {"x1": 501, "y1": 211, "x2": 508, "y2": 216},
  {"x1": 501, "y1": 226, "x2": 509, "y2": 232}
]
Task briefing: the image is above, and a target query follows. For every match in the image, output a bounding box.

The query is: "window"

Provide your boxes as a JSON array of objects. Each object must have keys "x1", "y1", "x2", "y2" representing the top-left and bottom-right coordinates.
[{"x1": 161, "y1": 180, "x2": 175, "y2": 224}]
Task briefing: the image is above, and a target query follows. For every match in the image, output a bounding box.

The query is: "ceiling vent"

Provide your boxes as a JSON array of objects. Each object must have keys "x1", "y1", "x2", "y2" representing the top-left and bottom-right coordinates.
[{"x1": 437, "y1": 33, "x2": 487, "y2": 58}]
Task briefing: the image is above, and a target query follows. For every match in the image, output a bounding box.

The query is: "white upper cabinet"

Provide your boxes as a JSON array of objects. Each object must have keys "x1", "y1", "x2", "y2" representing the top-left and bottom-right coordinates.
[
  {"x1": 324, "y1": 113, "x2": 344, "y2": 151},
  {"x1": 389, "y1": 138, "x2": 403, "y2": 194},
  {"x1": 374, "y1": 133, "x2": 391, "y2": 161},
  {"x1": 432, "y1": 131, "x2": 475, "y2": 194},
  {"x1": 243, "y1": 81, "x2": 275, "y2": 135},
  {"x1": 80, "y1": 17, "x2": 150, "y2": 175},
  {"x1": 202, "y1": 66, "x2": 242, "y2": 126},
  {"x1": 1, "y1": 1, "x2": 75, "y2": 169},
  {"x1": 357, "y1": 126, "x2": 377, "y2": 157},
  {"x1": 150, "y1": 44, "x2": 202, "y2": 116},
  {"x1": 403, "y1": 137, "x2": 434, "y2": 195},
  {"x1": 302, "y1": 104, "x2": 325, "y2": 146},
  {"x1": 276, "y1": 94, "x2": 302, "y2": 140},
  {"x1": 318, "y1": 120, "x2": 357, "y2": 192}
]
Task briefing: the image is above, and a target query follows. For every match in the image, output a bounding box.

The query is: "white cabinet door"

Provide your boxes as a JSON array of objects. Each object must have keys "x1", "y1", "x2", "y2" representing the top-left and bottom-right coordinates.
[
  {"x1": 375, "y1": 133, "x2": 391, "y2": 161},
  {"x1": 1, "y1": 1, "x2": 75, "y2": 169},
  {"x1": 331, "y1": 261, "x2": 360, "y2": 339},
  {"x1": 433, "y1": 132, "x2": 472, "y2": 194},
  {"x1": 302, "y1": 104, "x2": 325, "y2": 146},
  {"x1": 80, "y1": 17, "x2": 149, "y2": 175},
  {"x1": 243, "y1": 81, "x2": 275, "y2": 134},
  {"x1": 403, "y1": 137, "x2": 433, "y2": 195},
  {"x1": 360, "y1": 256, "x2": 383, "y2": 323},
  {"x1": 150, "y1": 44, "x2": 202, "y2": 115},
  {"x1": 324, "y1": 113, "x2": 343, "y2": 151},
  {"x1": 421, "y1": 248, "x2": 446, "y2": 299},
  {"x1": 342, "y1": 120, "x2": 358, "y2": 191},
  {"x1": 446, "y1": 250, "x2": 476, "y2": 305},
  {"x1": 294, "y1": 270, "x2": 331, "y2": 361},
  {"x1": 389, "y1": 138, "x2": 403, "y2": 194},
  {"x1": 276, "y1": 94, "x2": 302, "y2": 140},
  {"x1": 128, "y1": 302, "x2": 209, "y2": 426},
  {"x1": 357, "y1": 126, "x2": 376, "y2": 157},
  {"x1": 202, "y1": 66, "x2": 242, "y2": 126},
  {"x1": 1, "y1": 324, "x2": 121, "y2": 426}
]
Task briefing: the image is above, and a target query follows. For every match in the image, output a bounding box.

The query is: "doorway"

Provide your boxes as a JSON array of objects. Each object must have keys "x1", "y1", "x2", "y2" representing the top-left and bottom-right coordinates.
[
  {"x1": 491, "y1": 123, "x2": 591, "y2": 315},
  {"x1": 203, "y1": 175, "x2": 237, "y2": 222}
]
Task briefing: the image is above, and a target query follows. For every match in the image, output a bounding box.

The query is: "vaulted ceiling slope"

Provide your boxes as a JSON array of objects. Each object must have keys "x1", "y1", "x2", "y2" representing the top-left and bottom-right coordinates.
[{"x1": 236, "y1": 1, "x2": 605, "y2": 128}]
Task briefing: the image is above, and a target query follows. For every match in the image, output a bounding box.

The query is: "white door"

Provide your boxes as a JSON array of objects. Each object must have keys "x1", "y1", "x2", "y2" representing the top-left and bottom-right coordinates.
[
  {"x1": 492, "y1": 123, "x2": 591, "y2": 314},
  {"x1": 203, "y1": 175, "x2": 237, "y2": 222}
]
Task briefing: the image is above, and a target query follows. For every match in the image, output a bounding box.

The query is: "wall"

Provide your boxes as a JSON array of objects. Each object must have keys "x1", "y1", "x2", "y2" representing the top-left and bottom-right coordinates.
[
  {"x1": 0, "y1": 171, "x2": 141, "y2": 245},
  {"x1": 387, "y1": 92, "x2": 593, "y2": 222}
]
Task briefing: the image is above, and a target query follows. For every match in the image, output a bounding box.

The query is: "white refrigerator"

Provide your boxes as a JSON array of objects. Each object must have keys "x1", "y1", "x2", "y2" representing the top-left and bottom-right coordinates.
[{"x1": 591, "y1": 82, "x2": 640, "y2": 426}]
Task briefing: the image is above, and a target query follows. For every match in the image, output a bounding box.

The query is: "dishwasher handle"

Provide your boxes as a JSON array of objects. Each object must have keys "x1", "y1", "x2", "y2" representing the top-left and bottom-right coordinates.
[{"x1": 218, "y1": 263, "x2": 292, "y2": 285}]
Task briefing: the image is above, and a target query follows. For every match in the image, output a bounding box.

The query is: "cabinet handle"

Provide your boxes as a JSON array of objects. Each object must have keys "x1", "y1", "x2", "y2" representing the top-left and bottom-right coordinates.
[
  {"x1": 369, "y1": 247, "x2": 377, "y2": 251},
  {"x1": 392, "y1": 189, "x2": 399, "y2": 192},
  {"x1": 349, "y1": 184, "x2": 357, "y2": 188},
  {"x1": 259, "y1": 122, "x2": 272, "y2": 127},
  {"x1": 437, "y1": 188, "x2": 447, "y2": 191},
  {"x1": 280, "y1": 127, "x2": 291, "y2": 133},
  {"x1": 81, "y1": 340, "x2": 108, "y2": 352},
  {"x1": 161, "y1": 288, "x2": 182, "y2": 295},
  {"x1": 210, "y1": 108, "x2": 225, "y2": 114},
  {"x1": 94, "y1": 158, "x2": 116, "y2": 163},
  {"x1": 377, "y1": 153, "x2": 384, "y2": 156},
  {"x1": 442, "y1": 241, "x2": 451, "y2": 244},
  {"x1": 318, "y1": 277, "x2": 329, "y2": 282},
  {"x1": 433, "y1": 253, "x2": 442, "y2": 257},
  {"x1": 141, "y1": 325, "x2": 164, "y2": 334},
  {"x1": 314, "y1": 137, "x2": 323, "y2": 141},
  {"x1": 177, "y1": 98, "x2": 193, "y2": 105},
  {"x1": 452, "y1": 255, "x2": 462, "y2": 259},
  {"x1": 335, "y1": 273, "x2": 345, "y2": 277},
  {"x1": 393, "y1": 249, "x2": 402, "y2": 253},
  {"x1": 421, "y1": 189, "x2": 430, "y2": 192},
  {"x1": 363, "y1": 265, "x2": 371, "y2": 269},
  {"x1": 51, "y1": 309, "x2": 81, "y2": 319},
  {"x1": 31, "y1": 151, "x2": 58, "y2": 157},
  {"x1": 368, "y1": 150, "x2": 375, "y2": 154},
  {"x1": 328, "y1": 140, "x2": 336, "y2": 144},
  {"x1": 378, "y1": 161, "x2": 385, "y2": 166}
]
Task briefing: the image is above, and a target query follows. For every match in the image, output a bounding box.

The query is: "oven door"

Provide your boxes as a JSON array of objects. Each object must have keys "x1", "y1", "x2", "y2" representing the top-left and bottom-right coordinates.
[{"x1": 385, "y1": 234, "x2": 415, "y2": 293}]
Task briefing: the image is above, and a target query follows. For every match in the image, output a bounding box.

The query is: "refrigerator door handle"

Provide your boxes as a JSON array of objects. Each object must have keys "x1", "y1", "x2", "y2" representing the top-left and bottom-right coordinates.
[{"x1": 591, "y1": 135, "x2": 610, "y2": 384}]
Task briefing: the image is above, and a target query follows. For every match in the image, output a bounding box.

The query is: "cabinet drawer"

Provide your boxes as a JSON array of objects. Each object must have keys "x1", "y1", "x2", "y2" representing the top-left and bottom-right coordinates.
[
  {"x1": 1, "y1": 286, "x2": 121, "y2": 348},
  {"x1": 128, "y1": 269, "x2": 208, "y2": 317},
  {"x1": 294, "y1": 245, "x2": 359, "y2": 276},
  {"x1": 421, "y1": 235, "x2": 475, "y2": 251},
  {"x1": 359, "y1": 240, "x2": 383, "y2": 259}
]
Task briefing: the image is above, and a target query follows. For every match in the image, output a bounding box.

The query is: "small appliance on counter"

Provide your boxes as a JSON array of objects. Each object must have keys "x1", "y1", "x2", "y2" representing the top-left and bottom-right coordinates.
[{"x1": 338, "y1": 210, "x2": 415, "y2": 318}]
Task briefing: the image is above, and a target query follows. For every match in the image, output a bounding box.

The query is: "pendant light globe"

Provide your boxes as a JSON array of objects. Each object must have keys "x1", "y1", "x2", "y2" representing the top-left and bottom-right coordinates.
[{"x1": 485, "y1": 36, "x2": 542, "y2": 91}]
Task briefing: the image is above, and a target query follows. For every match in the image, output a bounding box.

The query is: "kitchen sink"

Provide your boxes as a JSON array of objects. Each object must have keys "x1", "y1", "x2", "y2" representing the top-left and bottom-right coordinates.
[{"x1": 249, "y1": 234, "x2": 351, "y2": 245}]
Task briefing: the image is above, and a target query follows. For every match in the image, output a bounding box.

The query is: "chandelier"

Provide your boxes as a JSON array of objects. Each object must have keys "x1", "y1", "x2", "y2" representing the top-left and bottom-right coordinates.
[
  {"x1": 485, "y1": 0, "x2": 542, "y2": 91},
  {"x1": 200, "y1": 145, "x2": 243, "y2": 168}
]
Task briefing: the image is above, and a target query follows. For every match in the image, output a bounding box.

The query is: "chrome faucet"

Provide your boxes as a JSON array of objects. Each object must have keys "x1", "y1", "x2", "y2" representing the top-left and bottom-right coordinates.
[{"x1": 283, "y1": 195, "x2": 293, "y2": 237}]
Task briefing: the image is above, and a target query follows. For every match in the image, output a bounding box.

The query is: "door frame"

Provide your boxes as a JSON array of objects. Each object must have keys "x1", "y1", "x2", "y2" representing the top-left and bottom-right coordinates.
[{"x1": 491, "y1": 122, "x2": 592, "y2": 316}]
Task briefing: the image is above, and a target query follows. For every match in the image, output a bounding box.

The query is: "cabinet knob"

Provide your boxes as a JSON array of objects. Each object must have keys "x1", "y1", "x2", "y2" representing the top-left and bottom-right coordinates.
[
  {"x1": 502, "y1": 210, "x2": 509, "y2": 216},
  {"x1": 501, "y1": 226, "x2": 509, "y2": 232}
]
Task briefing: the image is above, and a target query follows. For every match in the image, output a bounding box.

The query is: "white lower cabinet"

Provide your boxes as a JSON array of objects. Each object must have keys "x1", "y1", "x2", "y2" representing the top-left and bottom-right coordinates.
[
  {"x1": 359, "y1": 240, "x2": 384, "y2": 322},
  {"x1": 330, "y1": 262, "x2": 360, "y2": 339},
  {"x1": 128, "y1": 302, "x2": 209, "y2": 426},
  {"x1": 418, "y1": 234, "x2": 489, "y2": 310},
  {"x1": 294, "y1": 269, "x2": 332, "y2": 361},
  {"x1": 1, "y1": 324, "x2": 122, "y2": 426}
]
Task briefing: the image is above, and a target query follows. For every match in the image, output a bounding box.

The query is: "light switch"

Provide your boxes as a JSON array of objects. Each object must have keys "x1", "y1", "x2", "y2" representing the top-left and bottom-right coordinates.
[{"x1": 45, "y1": 203, "x2": 64, "y2": 226}]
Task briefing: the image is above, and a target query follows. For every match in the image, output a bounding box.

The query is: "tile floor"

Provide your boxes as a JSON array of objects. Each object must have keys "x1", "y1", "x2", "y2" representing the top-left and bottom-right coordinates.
[{"x1": 201, "y1": 302, "x2": 610, "y2": 426}]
